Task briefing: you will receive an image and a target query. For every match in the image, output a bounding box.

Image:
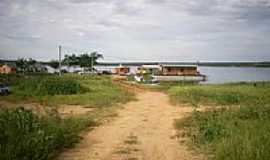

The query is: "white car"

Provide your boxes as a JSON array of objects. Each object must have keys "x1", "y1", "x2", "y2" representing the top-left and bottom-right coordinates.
[{"x1": 78, "y1": 71, "x2": 98, "y2": 75}]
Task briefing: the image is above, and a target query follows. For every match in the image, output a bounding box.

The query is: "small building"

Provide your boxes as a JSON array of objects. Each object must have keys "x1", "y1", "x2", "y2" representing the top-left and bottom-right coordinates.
[
  {"x1": 0, "y1": 64, "x2": 16, "y2": 74},
  {"x1": 161, "y1": 64, "x2": 199, "y2": 76},
  {"x1": 112, "y1": 65, "x2": 130, "y2": 75},
  {"x1": 137, "y1": 65, "x2": 161, "y2": 75}
]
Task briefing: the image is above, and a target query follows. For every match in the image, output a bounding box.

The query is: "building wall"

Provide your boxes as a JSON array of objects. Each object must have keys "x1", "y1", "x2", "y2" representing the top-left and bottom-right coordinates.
[
  {"x1": 0, "y1": 65, "x2": 16, "y2": 74},
  {"x1": 137, "y1": 67, "x2": 160, "y2": 75},
  {"x1": 112, "y1": 67, "x2": 130, "y2": 75},
  {"x1": 162, "y1": 67, "x2": 197, "y2": 75}
]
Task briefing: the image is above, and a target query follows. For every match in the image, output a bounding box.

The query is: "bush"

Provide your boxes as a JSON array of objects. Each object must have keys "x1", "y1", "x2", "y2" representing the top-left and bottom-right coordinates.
[
  {"x1": 177, "y1": 105, "x2": 270, "y2": 160},
  {"x1": 168, "y1": 83, "x2": 270, "y2": 106},
  {"x1": 1, "y1": 74, "x2": 134, "y2": 107},
  {"x1": 16, "y1": 76, "x2": 85, "y2": 96},
  {"x1": 0, "y1": 108, "x2": 96, "y2": 160},
  {"x1": 172, "y1": 82, "x2": 270, "y2": 160}
]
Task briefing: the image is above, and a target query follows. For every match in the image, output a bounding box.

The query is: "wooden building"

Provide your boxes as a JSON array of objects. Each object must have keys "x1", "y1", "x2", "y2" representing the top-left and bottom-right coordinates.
[
  {"x1": 136, "y1": 65, "x2": 161, "y2": 75},
  {"x1": 112, "y1": 66, "x2": 130, "y2": 75},
  {"x1": 161, "y1": 64, "x2": 199, "y2": 76},
  {"x1": 0, "y1": 64, "x2": 16, "y2": 74}
]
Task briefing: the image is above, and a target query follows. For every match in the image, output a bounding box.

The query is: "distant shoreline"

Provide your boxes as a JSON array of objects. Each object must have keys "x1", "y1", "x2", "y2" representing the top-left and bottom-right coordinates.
[
  {"x1": 1, "y1": 59, "x2": 270, "y2": 67},
  {"x1": 96, "y1": 61, "x2": 270, "y2": 67}
]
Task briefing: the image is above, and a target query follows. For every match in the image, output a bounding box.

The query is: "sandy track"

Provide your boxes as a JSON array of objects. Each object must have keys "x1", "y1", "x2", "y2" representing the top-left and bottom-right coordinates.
[{"x1": 57, "y1": 91, "x2": 203, "y2": 160}]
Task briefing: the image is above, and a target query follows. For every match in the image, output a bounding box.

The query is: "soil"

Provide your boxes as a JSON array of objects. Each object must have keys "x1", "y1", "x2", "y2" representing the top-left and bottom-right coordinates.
[{"x1": 57, "y1": 91, "x2": 204, "y2": 160}]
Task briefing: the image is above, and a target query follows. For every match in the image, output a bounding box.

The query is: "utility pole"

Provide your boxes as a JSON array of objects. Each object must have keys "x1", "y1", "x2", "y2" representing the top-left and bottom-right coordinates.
[
  {"x1": 58, "y1": 45, "x2": 62, "y2": 76},
  {"x1": 91, "y1": 54, "x2": 94, "y2": 72}
]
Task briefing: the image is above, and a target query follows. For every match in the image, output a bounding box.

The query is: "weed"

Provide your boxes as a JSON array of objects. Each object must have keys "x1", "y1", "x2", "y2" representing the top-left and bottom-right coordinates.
[
  {"x1": 0, "y1": 107, "x2": 97, "y2": 160},
  {"x1": 1, "y1": 74, "x2": 134, "y2": 107},
  {"x1": 168, "y1": 82, "x2": 270, "y2": 107},
  {"x1": 173, "y1": 82, "x2": 270, "y2": 160}
]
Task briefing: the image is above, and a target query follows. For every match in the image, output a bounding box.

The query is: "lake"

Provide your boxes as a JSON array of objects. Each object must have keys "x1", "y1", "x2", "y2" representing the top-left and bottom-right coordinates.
[
  {"x1": 199, "y1": 67, "x2": 270, "y2": 84},
  {"x1": 95, "y1": 65, "x2": 270, "y2": 84}
]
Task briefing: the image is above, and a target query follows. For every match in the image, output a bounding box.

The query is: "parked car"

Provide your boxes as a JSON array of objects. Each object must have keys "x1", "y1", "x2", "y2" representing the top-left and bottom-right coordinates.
[
  {"x1": 78, "y1": 71, "x2": 98, "y2": 75},
  {"x1": 102, "y1": 70, "x2": 112, "y2": 75},
  {"x1": 0, "y1": 83, "x2": 10, "y2": 95}
]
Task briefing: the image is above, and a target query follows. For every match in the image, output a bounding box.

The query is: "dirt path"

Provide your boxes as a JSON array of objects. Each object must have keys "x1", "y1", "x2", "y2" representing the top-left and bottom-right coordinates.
[{"x1": 57, "y1": 91, "x2": 203, "y2": 160}]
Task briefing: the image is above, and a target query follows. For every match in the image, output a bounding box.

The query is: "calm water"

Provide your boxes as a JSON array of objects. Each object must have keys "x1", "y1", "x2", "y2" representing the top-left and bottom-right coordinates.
[
  {"x1": 199, "y1": 67, "x2": 270, "y2": 84},
  {"x1": 96, "y1": 65, "x2": 270, "y2": 84}
]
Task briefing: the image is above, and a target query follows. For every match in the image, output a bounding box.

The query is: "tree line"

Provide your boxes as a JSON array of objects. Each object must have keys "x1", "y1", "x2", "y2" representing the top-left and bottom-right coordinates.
[{"x1": 14, "y1": 52, "x2": 103, "y2": 73}]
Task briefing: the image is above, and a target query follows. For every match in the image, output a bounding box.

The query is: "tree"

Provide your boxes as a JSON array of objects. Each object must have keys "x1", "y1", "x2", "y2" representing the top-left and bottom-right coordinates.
[
  {"x1": 90, "y1": 51, "x2": 103, "y2": 69},
  {"x1": 80, "y1": 52, "x2": 103, "y2": 71},
  {"x1": 79, "y1": 53, "x2": 91, "y2": 71},
  {"x1": 16, "y1": 58, "x2": 39, "y2": 73},
  {"x1": 63, "y1": 54, "x2": 79, "y2": 67},
  {"x1": 26, "y1": 58, "x2": 37, "y2": 72},
  {"x1": 16, "y1": 58, "x2": 28, "y2": 73},
  {"x1": 62, "y1": 52, "x2": 103, "y2": 72},
  {"x1": 48, "y1": 60, "x2": 59, "y2": 71}
]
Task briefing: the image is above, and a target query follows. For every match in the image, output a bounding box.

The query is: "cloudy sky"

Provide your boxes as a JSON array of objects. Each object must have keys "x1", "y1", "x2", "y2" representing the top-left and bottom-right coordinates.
[{"x1": 0, "y1": 0, "x2": 270, "y2": 62}]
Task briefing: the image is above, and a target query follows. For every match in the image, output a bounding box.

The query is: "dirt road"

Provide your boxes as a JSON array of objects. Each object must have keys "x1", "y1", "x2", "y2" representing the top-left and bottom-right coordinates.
[{"x1": 57, "y1": 91, "x2": 203, "y2": 160}]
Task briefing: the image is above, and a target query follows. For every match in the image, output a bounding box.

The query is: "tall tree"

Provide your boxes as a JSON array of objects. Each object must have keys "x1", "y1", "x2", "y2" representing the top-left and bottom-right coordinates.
[
  {"x1": 48, "y1": 60, "x2": 59, "y2": 71},
  {"x1": 16, "y1": 58, "x2": 38, "y2": 73},
  {"x1": 90, "y1": 51, "x2": 103, "y2": 67},
  {"x1": 75, "y1": 52, "x2": 103, "y2": 71},
  {"x1": 27, "y1": 58, "x2": 37, "y2": 72},
  {"x1": 16, "y1": 58, "x2": 28, "y2": 73},
  {"x1": 79, "y1": 53, "x2": 91, "y2": 71},
  {"x1": 63, "y1": 54, "x2": 79, "y2": 67}
]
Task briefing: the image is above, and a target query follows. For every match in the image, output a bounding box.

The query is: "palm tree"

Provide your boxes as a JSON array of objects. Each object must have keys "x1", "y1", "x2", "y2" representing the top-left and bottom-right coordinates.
[
  {"x1": 48, "y1": 60, "x2": 59, "y2": 73},
  {"x1": 78, "y1": 53, "x2": 91, "y2": 72},
  {"x1": 90, "y1": 51, "x2": 103, "y2": 71},
  {"x1": 16, "y1": 58, "x2": 27, "y2": 73},
  {"x1": 78, "y1": 52, "x2": 103, "y2": 72},
  {"x1": 27, "y1": 58, "x2": 37, "y2": 72}
]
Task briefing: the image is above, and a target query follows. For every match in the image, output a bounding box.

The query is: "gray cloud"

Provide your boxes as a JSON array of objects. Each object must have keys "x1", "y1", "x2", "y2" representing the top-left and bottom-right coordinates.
[{"x1": 0, "y1": 0, "x2": 270, "y2": 61}]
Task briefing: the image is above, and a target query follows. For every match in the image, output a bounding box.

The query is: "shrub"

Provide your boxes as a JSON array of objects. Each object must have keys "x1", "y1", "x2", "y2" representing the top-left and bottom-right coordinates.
[
  {"x1": 177, "y1": 105, "x2": 270, "y2": 160},
  {"x1": 2, "y1": 74, "x2": 134, "y2": 107},
  {"x1": 168, "y1": 84, "x2": 270, "y2": 106},
  {"x1": 173, "y1": 82, "x2": 270, "y2": 160},
  {"x1": 0, "y1": 108, "x2": 96, "y2": 160},
  {"x1": 16, "y1": 76, "x2": 85, "y2": 96}
]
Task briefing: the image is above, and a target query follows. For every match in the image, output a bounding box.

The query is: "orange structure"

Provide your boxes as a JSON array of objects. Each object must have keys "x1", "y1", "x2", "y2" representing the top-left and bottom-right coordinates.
[
  {"x1": 112, "y1": 66, "x2": 130, "y2": 75},
  {"x1": 0, "y1": 64, "x2": 16, "y2": 74}
]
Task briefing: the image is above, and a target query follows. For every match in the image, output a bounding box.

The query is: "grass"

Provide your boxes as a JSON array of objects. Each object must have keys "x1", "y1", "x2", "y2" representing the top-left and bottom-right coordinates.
[
  {"x1": 1, "y1": 74, "x2": 134, "y2": 107},
  {"x1": 0, "y1": 73, "x2": 135, "y2": 160},
  {"x1": 171, "y1": 82, "x2": 270, "y2": 160},
  {"x1": 168, "y1": 82, "x2": 270, "y2": 107},
  {"x1": 0, "y1": 107, "x2": 98, "y2": 160}
]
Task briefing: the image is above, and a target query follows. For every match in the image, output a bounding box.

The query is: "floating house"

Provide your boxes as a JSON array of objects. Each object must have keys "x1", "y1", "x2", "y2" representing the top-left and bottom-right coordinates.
[
  {"x1": 160, "y1": 64, "x2": 199, "y2": 76},
  {"x1": 136, "y1": 65, "x2": 161, "y2": 75},
  {"x1": 112, "y1": 65, "x2": 130, "y2": 75},
  {"x1": 153, "y1": 64, "x2": 205, "y2": 82},
  {"x1": 0, "y1": 64, "x2": 16, "y2": 74},
  {"x1": 134, "y1": 64, "x2": 206, "y2": 82}
]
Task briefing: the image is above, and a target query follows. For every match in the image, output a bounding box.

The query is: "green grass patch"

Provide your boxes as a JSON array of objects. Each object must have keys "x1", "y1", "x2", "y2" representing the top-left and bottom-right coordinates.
[
  {"x1": 0, "y1": 74, "x2": 134, "y2": 160},
  {"x1": 15, "y1": 76, "x2": 85, "y2": 96},
  {"x1": 1, "y1": 74, "x2": 134, "y2": 107},
  {"x1": 0, "y1": 107, "x2": 97, "y2": 160},
  {"x1": 172, "y1": 82, "x2": 270, "y2": 160},
  {"x1": 168, "y1": 82, "x2": 270, "y2": 107},
  {"x1": 176, "y1": 105, "x2": 270, "y2": 160}
]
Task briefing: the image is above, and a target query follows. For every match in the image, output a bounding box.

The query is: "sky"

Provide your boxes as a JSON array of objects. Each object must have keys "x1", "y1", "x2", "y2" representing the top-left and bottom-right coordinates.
[{"x1": 0, "y1": 0, "x2": 270, "y2": 62}]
